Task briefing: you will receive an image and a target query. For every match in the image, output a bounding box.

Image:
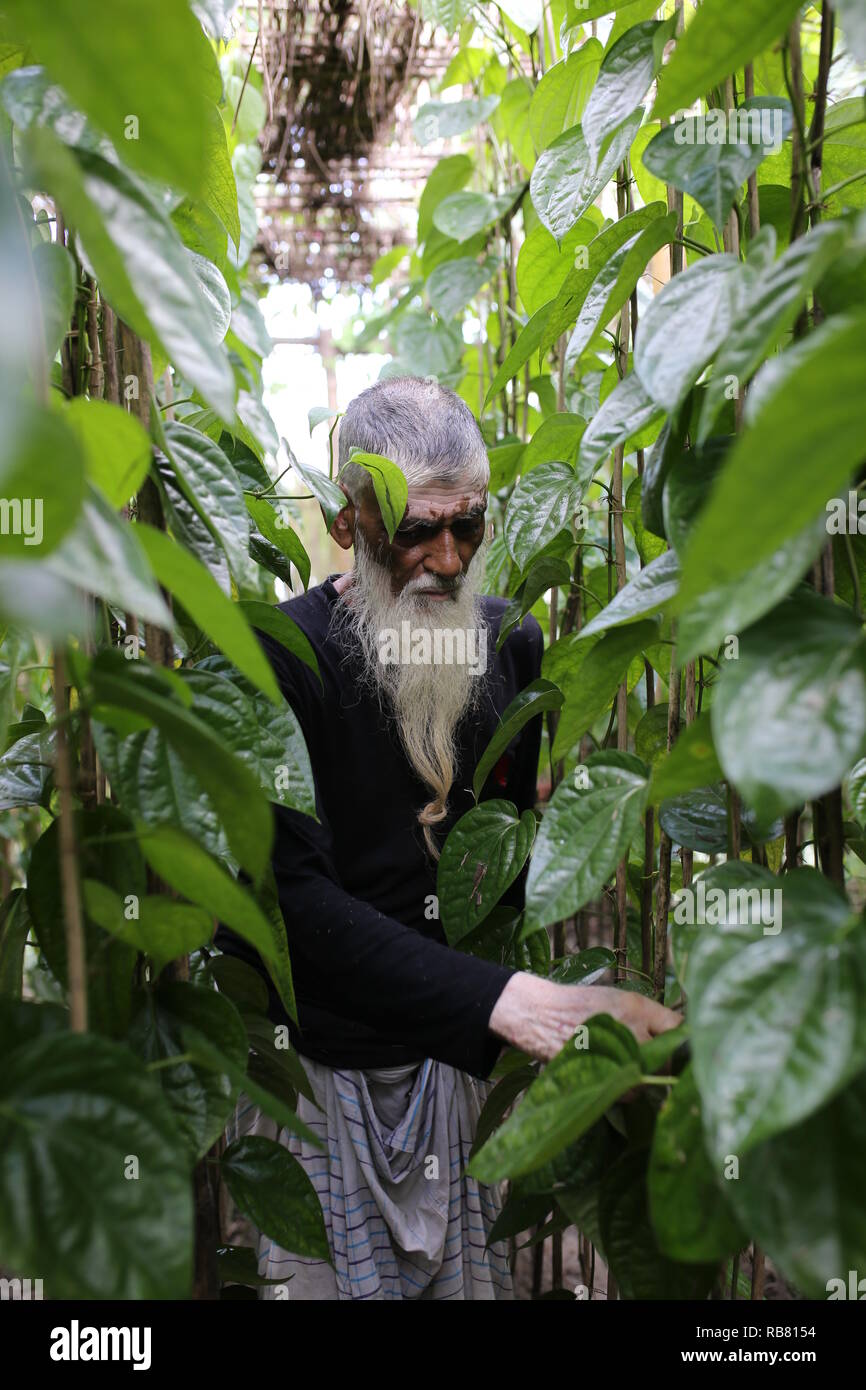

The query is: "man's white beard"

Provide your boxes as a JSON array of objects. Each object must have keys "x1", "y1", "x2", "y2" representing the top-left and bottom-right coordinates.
[{"x1": 330, "y1": 529, "x2": 490, "y2": 856}]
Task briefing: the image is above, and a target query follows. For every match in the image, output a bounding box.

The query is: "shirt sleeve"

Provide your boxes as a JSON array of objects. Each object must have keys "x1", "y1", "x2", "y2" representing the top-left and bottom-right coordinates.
[{"x1": 220, "y1": 626, "x2": 518, "y2": 1081}]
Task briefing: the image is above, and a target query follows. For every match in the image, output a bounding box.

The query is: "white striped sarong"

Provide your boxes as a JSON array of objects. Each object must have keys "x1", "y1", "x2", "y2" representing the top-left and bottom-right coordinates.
[{"x1": 225, "y1": 1055, "x2": 514, "y2": 1300}]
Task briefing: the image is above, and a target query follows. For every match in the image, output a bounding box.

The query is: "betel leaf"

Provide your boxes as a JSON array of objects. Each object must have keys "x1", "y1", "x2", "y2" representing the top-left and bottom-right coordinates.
[
  {"x1": 65, "y1": 397, "x2": 151, "y2": 509},
  {"x1": 564, "y1": 211, "x2": 677, "y2": 371},
  {"x1": 0, "y1": 1020, "x2": 192, "y2": 1299},
  {"x1": 502, "y1": 461, "x2": 584, "y2": 571},
  {"x1": 720, "y1": 1070, "x2": 866, "y2": 1299},
  {"x1": 468, "y1": 1015, "x2": 643, "y2": 1182},
  {"x1": 600, "y1": 1147, "x2": 717, "y2": 1300},
  {"x1": 698, "y1": 221, "x2": 848, "y2": 443},
  {"x1": 678, "y1": 311, "x2": 866, "y2": 602},
  {"x1": 134, "y1": 524, "x2": 281, "y2": 705},
  {"x1": 473, "y1": 679, "x2": 562, "y2": 799},
  {"x1": 221, "y1": 1136, "x2": 330, "y2": 1259},
  {"x1": 710, "y1": 589, "x2": 866, "y2": 824},
  {"x1": 498, "y1": 558, "x2": 570, "y2": 650},
  {"x1": 551, "y1": 623, "x2": 654, "y2": 761},
  {"x1": 579, "y1": 550, "x2": 679, "y2": 639},
  {"x1": 163, "y1": 422, "x2": 250, "y2": 584},
  {"x1": 245, "y1": 496, "x2": 311, "y2": 591},
  {"x1": 0, "y1": 405, "x2": 86, "y2": 561},
  {"x1": 529, "y1": 43, "x2": 603, "y2": 152},
  {"x1": 83, "y1": 882, "x2": 213, "y2": 980},
  {"x1": 688, "y1": 868, "x2": 866, "y2": 1161},
  {"x1": 238, "y1": 601, "x2": 321, "y2": 688},
  {"x1": 427, "y1": 256, "x2": 494, "y2": 319},
  {"x1": 432, "y1": 191, "x2": 517, "y2": 245},
  {"x1": 417, "y1": 153, "x2": 474, "y2": 243},
  {"x1": 659, "y1": 783, "x2": 780, "y2": 855},
  {"x1": 648, "y1": 712, "x2": 723, "y2": 806},
  {"x1": 344, "y1": 449, "x2": 408, "y2": 542},
  {"x1": 1, "y1": 0, "x2": 214, "y2": 197},
  {"x1": 529, "y1": 107, "x2": 643, "y2": 244},
  {"x1": 524, "y1": 754, "x2": 649, "y2": 932},
  {"x1": 136, "y1": 825, "x2": 297, "y2": 1026},
  {"x1": 412, "y1": 96, "x2": 500, "y2": 146},
  {"x1": 633, "y1": 254, "x2": 746, "y2": 412},
  {"x1": 540, "y1": 203, "x2": 665, "y2": 354},
  {"x1": 577, "y1": 371, "x2": 665, "y2": 481},
  {"x1": 643, "y1": 100, "x2": 793, "y2": 232},
  {"x1": 22, "y1": 131, "x2": 236, "y2": 420},
  {"x1": 32, "y1": 239, "x2": 75, "y2": 362},
  {"x1": 288, "y1": 447, "x2": 347, "y2": 533},
  {"x1": 583, "y1": 19, "x2": 674, "y2": 164},
  {"x1": 485, "y1": 302, "x2": 552, "y2": 405},
  {"x1": 653, "y1": 0, "x2": 806, "y2": 122},
  {"x1": 127, "y1": 979, "x2": 247, "y2": 1161},
  {"x1": 437, "y1": 799, "x2": 536, "y2": 947}
]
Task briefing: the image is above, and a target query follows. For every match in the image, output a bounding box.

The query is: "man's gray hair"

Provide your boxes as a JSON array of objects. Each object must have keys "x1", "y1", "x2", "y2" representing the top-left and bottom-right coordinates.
[{"x1": 337, "y1": 376, "x2": 490, "y2": 502}]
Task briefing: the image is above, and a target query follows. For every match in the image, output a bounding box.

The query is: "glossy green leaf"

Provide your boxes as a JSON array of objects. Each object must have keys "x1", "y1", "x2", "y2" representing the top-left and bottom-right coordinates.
[
  {"x1": 413, "y1": 96, "x2": 500, "y2": 146},
  {"x1": 83, "y1": 881, "x2": 214, "y2": 980},
  {"x1": 583, "y1": 20, "x2": 673, "y2": 164},
  {"x1": 438, "y1": 799, "x2": 536, "y2": 946},
  {"x1": 473, "y1": 679, "x2": 562, "y2": 799},
  {"x1": 344, "y1": 449, "x2": 408, "y2": 542},
  {"x1": 633, "y1": 254, "x2": 745, "y2": 412},
  {"x1": 680, "y1": 312, "x2": 866, "y2": 603},
  {"x1": 648, "y1": 712, "x2": 723, "y2": 805},
  {"x1": 427, "y1": 256, "x2": 494, "y2": 318},
  {"x1": 137, "y1": 824, "x2": 297, "y2": 1025},
  {"x1": 65, "y1": 397, "x2": 151, "y2": 509},
  {"x1": 134, "y1": 523, "x2": 281, "y2": 704},
  {"x1": 529, "y1": 43, "x2": 603, "y2": 152},
  {"x1": 221, "y1": 1135, "x2": 329, "y2": 1259},
  {"x1": 530, "y1": 108, "x2": 643, "y2": 244},
  {"x1": 244, "y1": 496, "x2": 310, "y2": 589},
  {"x1": 503, "y1": 461, "x2": 584, "y2": 570},
  {"x1": 432, "y1": 191, "x2": 517, "y2": 244},
  {"x1": 417, "y1": 154, "x2": 474, "y2": 243},
  {"x1": 288, "y1": 448, "x2": 347, "y2": 533},
  {"x1": 525, "y1": 754, "x2": 649, "y2": 931},
  {"x1": 580, "y1": 550, "x2": 678, "y2": 638},
  {"x1": 711, "y1": 590, "x2": 866, "y2": 824},
  {"x1": 0, "y1": 1020, "x2": 192, "y2": 1298},
  {"x1": 601, "y1": 1147, "x2": 717, "y2": 1299},
  {"x1": 469, "y1": 1015, "x2": 642, "y2": 1181},
  {"x1": 653, "y1": 0, "x2": 806, "y2": 122},
  {"x1": 0, "y1": 405, "x2": 86, "y2": 560},
  {"x1": 578, "y1": 371, "x2": 665, "y2": 480}
]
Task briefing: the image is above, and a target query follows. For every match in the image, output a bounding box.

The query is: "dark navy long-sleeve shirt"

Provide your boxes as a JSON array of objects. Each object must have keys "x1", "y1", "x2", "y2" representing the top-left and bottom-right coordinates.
[{"x1": 215, "y1": 576, "x2": 544, "y2": 1080}]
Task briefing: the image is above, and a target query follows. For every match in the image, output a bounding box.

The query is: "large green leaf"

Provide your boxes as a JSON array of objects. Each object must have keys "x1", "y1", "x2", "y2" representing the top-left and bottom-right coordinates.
[
  {"x1": 127, "y1": 980, "x2": 247, "y2": 1161},
  {"x1": 633, "y1": 254, "x2": 746, "y2": 412},
  {"x1": 473, "y1": 679, "x2": 562, "y2": 799},
  {"x1": 643, "y1": 100, "x2": 794, "y2": 231},
  {"x1": 529, "y1": 43, "x2": 603, "y2": 152},
  {"x1": 27, "y1": 807, "x2": 142, "y2": 1038},
  {"x1": 688, "y1": 868, "x2": 866, "y2": 1160},
  {"x1": 468, "y1": 1015, "x2": 643, "y2": 1182},
  {"x1": 541, "y1": 204, "x2": 666, "y2": 353},
  {"x1": 648, "y1": 712, "x2": 723, "y2": 806},
  {"x1": 600, "y1": 1148, "x2": 717, "y2": 1300},
  {"x1": 583, "y1": 19, "x2": 673, "y2": 164},
  {"x1": 288, "y1": 448, "x2": 347, "y2": 533},
  {"x1": 245, "y1": 496, "x2": 311, "y2": 591},
  {"x1": 0, "y1": 1020, "x2": 192, "y2": 1298},
  {"x1": 679, "y1": 312, "x2": 866, "y2": 601},
  {"x1": 721, "y1": 1071, "x2": 866, "y2": 1298},
  {"x1": 564, "y1": 212, "x2": 677, "y2": 370},
  {"x1": 164, "y1": 422, "x2": 251, "y2": 584},
  {"x1": 417, "y1": 153, "x2": 474, "y2": 243},
  {"x1": 432, "y1": 191, "x2": 517, "y2": 244},
  {"x1": 83, "y1": 882, "x2": 214, "y2": 979},
  {"x1": 711, "y1": 590, "x2": 866, "y2": 824},
  {"x1": 134, "y1": 523, "x2": 281, "y2": 705},
  {"x1": 577, "y1": 371, "x2": 665, "y2": 480},
  {"x1": 413, "y1": 96, "x2": 500, "y2": 146},
  {"x1": 530, "y1": 108, "x2": 643, "y2": 244},
  {"x1": 551, "y1": 623, "x2": 654, "y2": 760},
  {"x1": 22, "y1": 130, "x2": 236, "y2": 418},
  {"x1": 136, "y1": 824, "x2": 297, "y2": 1024},
  {"x1": 484, "y1": 302, "x2": 552, "y2": 406},
  {"x1": 0, "y1": 404, "x2": 86, "y2": 560},
  {"x1": 427, "y1": 256, "x2": 494, "y2": 319},
  {"x1": 221, "y1": 1135, "x2": 330, "y2": 1259},
  {"x1": 579, "y1": 550, "x2": 678, "y2": 639},
  {"x1": 647, "y1": 1063, "x2": 744, "y2": 1263},
  {"x1": 65, "y1": 397, "x2": 151, "y2": 509},
  {"x1": 1, "y1": 0, "x2": 215, "y2": 196},
  {"x1": 437, "y1": 799, "x2": 536, "y2": 946},
  {"x1": 503, "y1": 461, "x2": 584, "y2": 570},
  {"x1": 524, "y1": 753, "x2": 649, "y2": 931},
  {"x1": 698, "y1": 222, "x2": 849, "y2": 443},
  {"x1": 653, "y1": 0, "x2": 806, "y2": 122},
  {"x1": 343, "y1": 449, "x2": 408, "y2": 542}
]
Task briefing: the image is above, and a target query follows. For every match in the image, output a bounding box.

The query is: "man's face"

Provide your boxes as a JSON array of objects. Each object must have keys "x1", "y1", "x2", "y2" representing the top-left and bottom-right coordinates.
[{"x1": 353, "y1": 480, "x2": 488, "y2": 600}]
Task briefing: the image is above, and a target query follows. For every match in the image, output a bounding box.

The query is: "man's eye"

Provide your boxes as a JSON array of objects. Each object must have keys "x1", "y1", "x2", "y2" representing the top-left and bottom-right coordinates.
[
  {"x1": 393, "y1": 524, "x2": 433, "y2": 545},
  {"x1": 451, "y1": 516, "x2": 485, "y2": 540}
]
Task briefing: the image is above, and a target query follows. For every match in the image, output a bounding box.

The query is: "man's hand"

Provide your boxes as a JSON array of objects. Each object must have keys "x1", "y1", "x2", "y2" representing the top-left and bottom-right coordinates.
[{"x1": 488, "y1": 971, "x2": 682, "y2": 1063}]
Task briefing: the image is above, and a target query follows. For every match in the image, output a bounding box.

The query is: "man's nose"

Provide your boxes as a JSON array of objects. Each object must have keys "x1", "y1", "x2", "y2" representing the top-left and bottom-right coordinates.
[{"x1": 424, "y1": 526, "x2": 462, "y2": 578}]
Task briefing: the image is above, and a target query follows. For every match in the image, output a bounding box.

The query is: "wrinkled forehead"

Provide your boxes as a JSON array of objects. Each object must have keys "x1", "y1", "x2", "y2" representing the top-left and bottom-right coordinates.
[{"x1": 402, "y1": 480, "x2": 488, "y2": 523}]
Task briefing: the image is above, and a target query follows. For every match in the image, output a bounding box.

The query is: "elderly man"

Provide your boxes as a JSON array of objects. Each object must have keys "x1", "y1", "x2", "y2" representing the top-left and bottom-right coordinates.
[{"x1": 217, "y1": 376, "x2": 679, "y2": 1301}]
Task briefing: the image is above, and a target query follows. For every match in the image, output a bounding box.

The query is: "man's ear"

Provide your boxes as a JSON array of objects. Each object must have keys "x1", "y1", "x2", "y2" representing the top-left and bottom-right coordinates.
[{"x1": 330, "y1": 485, "x2": 356, "y2": 552}]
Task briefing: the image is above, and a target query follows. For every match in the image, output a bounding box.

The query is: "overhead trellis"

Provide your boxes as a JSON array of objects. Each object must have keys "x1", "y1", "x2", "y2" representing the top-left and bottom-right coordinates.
[{"x1": 236, "y1": 0, "x2": 461, "y2": 288}]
